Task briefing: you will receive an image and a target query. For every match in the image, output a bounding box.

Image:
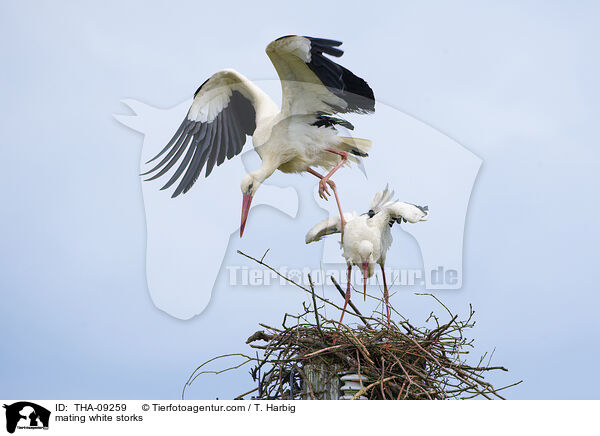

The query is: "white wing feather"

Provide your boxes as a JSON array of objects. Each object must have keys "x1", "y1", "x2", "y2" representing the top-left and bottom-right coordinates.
[
  {"x1": 369, "y1": 185, "x2": 395, "y2": 214},
  {"x1": 384, "y1": 202, "x2": 429, "y2": 223},
  {"x1": 305, "y1": 212, "x2": 356, "y2": 243},
  {"x1": 188, "y1": 69, "x2": 275, "y2": 123}
]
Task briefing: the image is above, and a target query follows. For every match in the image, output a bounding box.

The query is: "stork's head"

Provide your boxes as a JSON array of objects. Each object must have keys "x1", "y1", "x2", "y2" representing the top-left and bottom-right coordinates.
[
  {"x1": 357, "y1": 240, "x2": 374, "y2": 278},
  {"x1": 239, "y1": 173, "x2": 263, "y2": 237},
  {"x1": 357, "y1": 240, "x2": 374, "y2": 262}
]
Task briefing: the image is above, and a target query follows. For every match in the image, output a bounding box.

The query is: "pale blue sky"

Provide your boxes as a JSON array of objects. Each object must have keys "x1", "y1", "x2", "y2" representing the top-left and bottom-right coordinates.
[{"x1": 1, "y1": 1, "x2": 599, "y2": 399}]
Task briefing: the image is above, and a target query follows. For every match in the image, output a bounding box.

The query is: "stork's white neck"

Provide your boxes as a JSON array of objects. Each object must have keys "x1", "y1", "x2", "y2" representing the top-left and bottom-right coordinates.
[{"x1": 250, "y1": 159, "x2": 278, "y2": 184}]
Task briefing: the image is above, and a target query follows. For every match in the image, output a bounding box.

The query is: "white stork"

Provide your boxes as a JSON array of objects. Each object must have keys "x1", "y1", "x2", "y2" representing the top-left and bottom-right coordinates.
[
  {"x1": 142, "y1": 35, "x2": 375, "y2": 237},
  {"x1": 305, "y1": 187, "x2": 429, "y2": 327}
]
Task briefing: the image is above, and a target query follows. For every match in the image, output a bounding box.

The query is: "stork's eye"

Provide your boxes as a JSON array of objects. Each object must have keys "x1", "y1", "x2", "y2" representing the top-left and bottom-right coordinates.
[{"x1": 248, "y1": 183, "x2": 253, "y2": 190}]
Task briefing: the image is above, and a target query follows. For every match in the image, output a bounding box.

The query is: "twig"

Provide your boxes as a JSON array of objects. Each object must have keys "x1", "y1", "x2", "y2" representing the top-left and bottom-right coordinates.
[
  {"x1": 352, "y1": 376, "x2": 397, "y2": 400},
  {"x1": 234, "y1": 386, "x2": 259, "y2": 400},
  {"x1": 330, "y1": 276, "x2": 372, "y2": 328},
  {"x1": 308, "y1": 274, "x2": 323, "y2": 337}
]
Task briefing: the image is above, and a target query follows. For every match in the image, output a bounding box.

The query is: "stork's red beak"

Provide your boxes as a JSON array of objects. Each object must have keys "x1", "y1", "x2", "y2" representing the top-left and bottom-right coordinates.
[
  {"x1": 240, "y1": 194, "x2": 253, "y2": 237},
  {"x1": 362, "y1": 261, "x2": 369, "y2": 301}
]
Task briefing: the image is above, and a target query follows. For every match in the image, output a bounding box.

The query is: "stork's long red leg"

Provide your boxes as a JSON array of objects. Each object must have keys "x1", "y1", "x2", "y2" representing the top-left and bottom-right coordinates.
[
  {"x1": 338, "y1": 264, "x2": 353, "y2": 328},
  {"x1": 380, "y1": 263, "x2": 391, "y2": 327},
  {"x1": 306, "y1": 167, "x2": 346, "y2": 237},
  {"x1": 320, "y1": 148, "x2": 348, "y2": 199}
]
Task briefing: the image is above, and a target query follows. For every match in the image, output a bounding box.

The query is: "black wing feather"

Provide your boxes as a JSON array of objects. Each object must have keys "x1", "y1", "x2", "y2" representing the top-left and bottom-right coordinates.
[
  {"x1": 312, "y1": 113, "x2": 354, "y2": 130},
  {"x1": 145, "y1": 119, "x2": 188, "y2": 165},
  {"x1": 231, "y1": 91, "x2": 256, "y2": 133},
  {"x1": 225, "y1": 110, "x2": 241, "y2": 160},
  {"x1": 142, "y1": 122, "x2": 208, "y2": 179},
  {"x1": 204, "y1": 114, "x2": 223, "y2": 178},
  {"x1": 143, "y1": 134, "x2": 191, "y2": 181},
  {"x1": 173, "y1": 147, "x2": 204, "y2": 198},
  {"x1": 160, "y1": 136, "x2": 197, "y2": 191},
  {"x1": 172, "y1": 124, "x2": 215, "y2": 197},
  {"x1": 142, "y1": 131, "x2": 188, "y2": 178},
  {"x1": 304, "y1": 36, "x2": 375, "y2": 114},
  {"x1": 228, "y1": 107, "x2": 248, "y2": 159},
  {"x1": 143, "y1": 90, "x2": 256, "y2": 197},
  {"x1": 216, "y1": 110, "x2": 230, "y2": 167},
  {"x1": 181, "y1": 136, "x2": 214, "y2": 195}
]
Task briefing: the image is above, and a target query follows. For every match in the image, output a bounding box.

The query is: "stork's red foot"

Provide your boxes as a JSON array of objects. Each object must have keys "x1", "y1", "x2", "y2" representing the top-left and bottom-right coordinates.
[
  {"x1": 306, "y1": 166, "x2": 346, "y2": 241},
  {"x1": 318, "y1": 179, "x2": 332, "y2": 199}
]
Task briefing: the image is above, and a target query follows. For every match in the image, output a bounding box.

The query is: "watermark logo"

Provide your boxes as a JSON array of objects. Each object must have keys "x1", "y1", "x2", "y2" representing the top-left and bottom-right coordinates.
[
  {"x1": 3, "y1": 402, "x2": 50, "y2": 434},
  {"x1": 226, "y1": 265, "x2": 458, "y2": 288},
  {"x1": 115, "y1": 80, "x2": 481, "y2": 320}
]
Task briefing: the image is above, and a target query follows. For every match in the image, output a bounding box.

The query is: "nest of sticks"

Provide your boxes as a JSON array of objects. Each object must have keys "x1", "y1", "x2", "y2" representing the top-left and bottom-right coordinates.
[{"x1": 184, "y1": 251, "x2": 521, "y2": 400}]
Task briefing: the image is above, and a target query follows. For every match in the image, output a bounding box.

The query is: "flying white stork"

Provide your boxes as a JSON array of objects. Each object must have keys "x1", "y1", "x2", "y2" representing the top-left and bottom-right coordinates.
[
  {"x1": 305, "y1": 187, "x2": 429, "y2": 327},
  {"x1": 142, "y1": 35, "x2": 375, "y2": 237}
]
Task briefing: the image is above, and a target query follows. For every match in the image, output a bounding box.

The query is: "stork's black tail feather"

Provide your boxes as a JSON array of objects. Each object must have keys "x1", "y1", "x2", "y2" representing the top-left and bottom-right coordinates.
[{"x1": 312, "y1": 112, "x2": 354, "y2": 130}]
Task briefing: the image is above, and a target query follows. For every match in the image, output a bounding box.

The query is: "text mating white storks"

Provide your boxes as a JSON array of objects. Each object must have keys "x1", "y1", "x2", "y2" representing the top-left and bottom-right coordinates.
[
  {"x1": 305, "y1": 187, "x2": 429, "y2": 327},
  {"x1": 142, "y1": 35, "x2": 375, "y2": 237}
]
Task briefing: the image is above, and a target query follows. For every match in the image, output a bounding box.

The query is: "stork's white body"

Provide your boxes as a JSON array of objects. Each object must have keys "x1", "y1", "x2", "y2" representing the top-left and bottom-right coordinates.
[
  {"x1": 251, "y1": 105, "x2": 360, "y2": 176},
  {"x1": 342, "y1": 213, "x2": 390, "y2": 277}
]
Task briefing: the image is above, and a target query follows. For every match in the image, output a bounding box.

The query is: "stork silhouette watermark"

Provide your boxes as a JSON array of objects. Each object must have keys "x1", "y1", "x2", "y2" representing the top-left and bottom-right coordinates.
[{"x1": 115, "y1": 80, "x2": 481, "y2": 320}]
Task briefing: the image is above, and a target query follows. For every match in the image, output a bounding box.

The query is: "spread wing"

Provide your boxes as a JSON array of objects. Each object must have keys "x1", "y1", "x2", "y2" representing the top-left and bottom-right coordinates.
[
  {"x1": 369, "y1": 185, "x2": 395, "y2": 216},
  {"x1": 266, "y1": 35, "x2": 375, "y2": 116},
  {"x1": 305, "y1": 213, "x2": 356, "y2": 243},
  {"x1": 142, "y1": 69, "x2": 259, "y2": 197},
  {"x1": 384, "y1": 202, "x2": 430, "y2": 224}
]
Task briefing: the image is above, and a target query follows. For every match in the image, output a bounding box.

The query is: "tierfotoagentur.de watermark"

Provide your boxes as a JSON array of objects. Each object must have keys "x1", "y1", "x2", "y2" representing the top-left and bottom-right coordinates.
[{"x1": 227, "y1": 265, "x2": 459, "y2": 288}]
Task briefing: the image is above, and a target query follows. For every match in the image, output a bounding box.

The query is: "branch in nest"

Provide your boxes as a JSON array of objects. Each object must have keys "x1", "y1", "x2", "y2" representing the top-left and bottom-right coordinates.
[{"x1": 183, "y1": 251, "x2": 521, "y2": 400}]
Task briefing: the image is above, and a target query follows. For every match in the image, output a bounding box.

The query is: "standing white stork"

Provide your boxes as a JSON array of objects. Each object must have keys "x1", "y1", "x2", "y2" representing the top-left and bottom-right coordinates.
[
  {"x1": 142, "y1": 35, "x2": 375, "y2": 237},
  {"x1": 305, "y1": 187, "x2": 429, "y2": 327}
]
